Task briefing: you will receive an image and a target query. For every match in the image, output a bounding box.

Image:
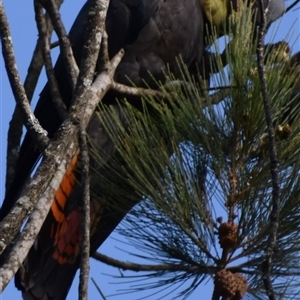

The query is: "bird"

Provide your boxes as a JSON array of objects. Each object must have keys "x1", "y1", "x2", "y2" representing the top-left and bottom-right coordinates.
[
  {"x1": 202, "y1": 0, "x2": 285, "y2": 33},
  {"x1": 1, "y1": 1, "x2": 207, "y2": 299},
  {"x1": 0, "y1": 0, "x2": 285, "y2": 299}
]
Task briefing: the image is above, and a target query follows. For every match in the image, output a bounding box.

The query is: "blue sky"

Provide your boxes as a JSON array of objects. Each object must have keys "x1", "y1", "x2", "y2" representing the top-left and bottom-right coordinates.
[{"x1": 0, "y1": 1, "x2": 299, "y2": 299}]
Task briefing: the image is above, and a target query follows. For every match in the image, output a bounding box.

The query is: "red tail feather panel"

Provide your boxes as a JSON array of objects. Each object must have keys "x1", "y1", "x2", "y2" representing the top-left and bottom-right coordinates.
[{"x1": 50, "y1": 153, "x2": 80, "y2": 265}]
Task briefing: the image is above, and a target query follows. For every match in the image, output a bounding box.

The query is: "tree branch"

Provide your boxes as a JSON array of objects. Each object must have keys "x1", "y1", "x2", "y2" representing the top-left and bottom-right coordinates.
[
  {"x1": 91, "y1": 278, "x2": 107, "y2": 300},
  {"x1": 34, "y1": 0, "x2": 68, "y2": 120},
  {"x1": 5, "y1": 0, "x2": 64, "y2": 194},
  {"x1": 39, "y1": 0, "x2": 79, "y2": 91},
  {"x1": 72, "y1": 0, "x2": 109, "y2": 103},
  {"x1": 0, "y1": 2, "x2": 49, "y2": 152},
  {"x1": 112, "y1": 81, "x2": 166, "y2": 98},
  {"x1": 256, "y1": 1, "x2": 280, "y2": 299},
  {"x1": 112, "y1": 81, "x2": 231, "y2": 106},
  {"x1": 92, "y1": 252, "x2": 217, "y2": 273},
  {"x1": 285, "y1": 0, "x2": 300, "y2": 13},
  {"x1": 78, "y1": 125, "x2": 90, "y2": 300},
  {"x1": 0, "y1": 48, "x2": 123, "y2": 293}
]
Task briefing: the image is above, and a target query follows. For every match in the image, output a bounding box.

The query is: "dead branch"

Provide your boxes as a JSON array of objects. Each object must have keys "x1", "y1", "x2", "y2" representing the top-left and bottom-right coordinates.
[
  {"x1": 92, "y1": 252, "x2": 217, "y2": 273},
  {"x1": 72, "y1": 1, "x2": 109, "y2": 102},
  {"x1": 112, "y1": 81, "x2": 231, "y2": 107},
  {"x1": 91, "y1": 278, "x2": 107, "y2": 300},
  {"x1": 285, "y1": 0, "x2": 300, "y2": 12},
  {"x1": 39, "y1": 0, "x2": 79, "y2": 90},
  {"x1": 34, "y1": 0, "x2": 68, "y2": 120},
  {"x1": 112, "y1": 81, "x2": 165, "y2": 98},
  {"x1": 0, "y1": 2, "x2": 49, "y2": 152},
  {"x1": 5, "y1": 0, "x2": 64, "y2": 193},
  {"x1": 0, "y1": 47, "x2": 123, "y2": 293},
  {"x1": 256, "y1": 1, "x2": 280, "y2": 299},
  {"x1": 78, "y1": 126, "x2": 91, "y2": 300},
  {"x1": 0, "y1": 1, "x2": 116, "y2": 290}
]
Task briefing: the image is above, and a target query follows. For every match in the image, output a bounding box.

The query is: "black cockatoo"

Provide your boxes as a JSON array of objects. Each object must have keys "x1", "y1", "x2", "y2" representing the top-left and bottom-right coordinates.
[{"x1": 0, "y1": 0, "x2": 285, "y2": 299}]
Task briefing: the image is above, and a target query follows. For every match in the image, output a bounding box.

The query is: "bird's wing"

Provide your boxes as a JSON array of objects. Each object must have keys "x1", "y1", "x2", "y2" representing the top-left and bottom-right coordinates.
[{"x1": 0, "y1": 0, "x2": 163, "y2": 220}]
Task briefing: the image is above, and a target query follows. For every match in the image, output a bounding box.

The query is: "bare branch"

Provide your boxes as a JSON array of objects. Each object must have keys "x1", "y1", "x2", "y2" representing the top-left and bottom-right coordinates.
[
  {"x1": 112, "y1": 81, "x2": 231, "y2": 107},
  {"x1": 97, "y1": 30, "x2": 109, "y2": 68},
  {"x1": 92, "y1": 252, "x2": 217, "y2": 273},
  {"x1": 0, "y1": 141, "x2": 78, "y2": 292},
  {"x1": 256, "y1": 1, "x2": 280, "y2": 299},
  {"x1": 285, "y1": 0, "x2": 300, "y2": 13},
  {"x1": 77, "y1": 12, "x2": 112, "y2": 297},
  {"x1": 91, "y1": 278, "x2": 107, "y2": 300},
  {"x1": 78, "y1": 126, "x2": 90, "y2": 300},
  {"x1": 39, "y1": 0, "x2": 79, "y2": 91},
  {"x1": 50, "y1": 39, "x2": 60, "y2": 49},
  {"x1": 5, "y1": 0, "x2": 64, "y2": 193},
  {"x1": 0, "y1": 2, "x2": 49, "y2": 151},
  {"x1": 0, "y1": 48, "x2": 124, "y2": 292},
  {"x1": 23, "y1": 41, "x2": 44, "y2": 101},
  {"x1": 5, "y1": 108, "x2": 24, "y2": 193},
  {"x1": 34, "y1": 0, "x2": 68, "y2": 120},
  {"x1": 72, "y1": 0, "x2": 109, "y2": 103},
  {"x1": 112, "y1": 81, "x2": 165, "y2": 98}
]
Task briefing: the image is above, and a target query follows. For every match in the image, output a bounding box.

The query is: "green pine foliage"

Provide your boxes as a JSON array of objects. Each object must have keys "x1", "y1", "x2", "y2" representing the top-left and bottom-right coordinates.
[{"x1": 90, "y1": 3, "x2": 300, "y2": 299}]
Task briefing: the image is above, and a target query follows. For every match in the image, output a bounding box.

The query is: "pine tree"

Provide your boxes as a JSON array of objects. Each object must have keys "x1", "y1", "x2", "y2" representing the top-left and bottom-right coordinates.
[{"x1": 91, "y1": 4, "x2": 300, "y2": 299}]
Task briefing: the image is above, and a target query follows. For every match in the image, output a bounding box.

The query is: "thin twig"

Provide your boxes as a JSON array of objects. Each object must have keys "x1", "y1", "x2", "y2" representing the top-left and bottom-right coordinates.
[
  {"x1": 256, "y1": 0, "x2": 280, "y2": 299},
  {"x1": 285, "y1": 0, "x2": 300, "y2": 13},
  {"x1": 92, "y1": 252, "x2": 217, "y2": 273},
  {"x1": 34, "y1": 0, "x2": 68, "y2": 120},
  {"x1": 91, "y1": 278, "x2": 107, "y2": 300},
  {"x1": 39, "y1": 0, "x2": 79, "y2": 91},
  {"x1": 112, "y1": 81, "x2": 231, "y2": 107},
  {"x1": 78, "y1": 125, "x2": 90, "y2": 300},
  {"x1": 0, "y1": 2, "x2": 49, "y2": 152},
  {"x1": 112, "y1": 81, "x2": 165, "y2": 98},
  {"x1": 50, "y1": 39, "x2": 60, "y2": 49}
]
